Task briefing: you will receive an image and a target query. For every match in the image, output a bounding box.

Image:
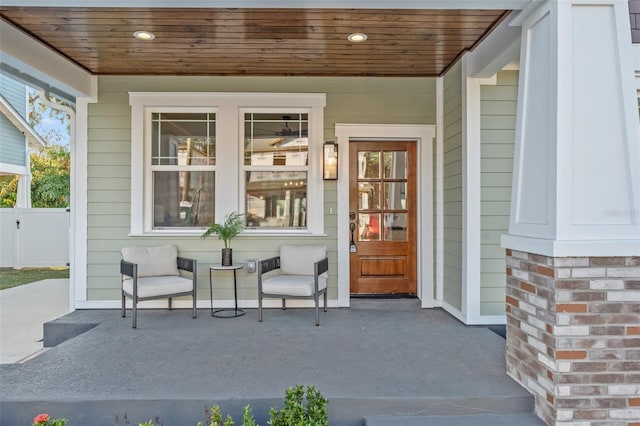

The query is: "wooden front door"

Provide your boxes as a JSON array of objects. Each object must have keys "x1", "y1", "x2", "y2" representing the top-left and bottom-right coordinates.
[{"x1": 349, "y1": 141, "x2": 417, "y2": 295}]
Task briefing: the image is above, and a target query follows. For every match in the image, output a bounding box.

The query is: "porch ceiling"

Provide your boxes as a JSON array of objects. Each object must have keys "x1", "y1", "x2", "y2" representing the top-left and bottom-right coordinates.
[{"x1": 0, "y1": 7, "x2": 508, "y2": 77}]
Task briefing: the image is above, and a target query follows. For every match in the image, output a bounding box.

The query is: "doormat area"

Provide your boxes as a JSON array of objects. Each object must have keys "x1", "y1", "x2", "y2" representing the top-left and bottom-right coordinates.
[{"x1": 351, "y1": 294, "x2": 417, "y2": 299}]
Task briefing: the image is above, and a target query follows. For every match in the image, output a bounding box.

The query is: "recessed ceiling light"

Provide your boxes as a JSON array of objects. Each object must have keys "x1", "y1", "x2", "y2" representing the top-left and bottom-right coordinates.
[
  {"x1": 347, "y1": 33, "x2": 367, "y2": 42},
  {"x1": 133, "y1": 31, "x2": 155, "y2": 41}
]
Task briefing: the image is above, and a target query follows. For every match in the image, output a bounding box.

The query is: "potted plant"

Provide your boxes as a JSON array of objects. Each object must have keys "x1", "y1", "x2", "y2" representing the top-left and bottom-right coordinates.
[{"x1": 201, "y1": 212, "x2": 245, "y2": 266}]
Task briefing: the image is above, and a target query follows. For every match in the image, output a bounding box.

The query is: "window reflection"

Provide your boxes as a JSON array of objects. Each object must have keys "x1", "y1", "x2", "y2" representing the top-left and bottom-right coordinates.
[
  {"x1": 358, "y1": 151, "x2": 380, "y2": 179},
  {"x1": 245, "y1": 171, "x2": 307, "y2": 228},
  {"x1": 151, "y1": 113, "x2": 215, "y2": 166},
  {"x1": 244, "y1": 113, "x2": 308, "y2": 166},
  {"x1": 153, "y1": 171, "x2": 215, "y2": 228},
  {"x1": 358, "y1": 213, "x2": 381, "y2": 241}
]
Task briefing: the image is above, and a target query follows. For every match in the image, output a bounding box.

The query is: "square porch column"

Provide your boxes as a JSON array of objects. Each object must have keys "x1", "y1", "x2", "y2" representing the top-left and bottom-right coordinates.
[{"x1": 502, "y1": 1, "x2": 640, "y2": 425}]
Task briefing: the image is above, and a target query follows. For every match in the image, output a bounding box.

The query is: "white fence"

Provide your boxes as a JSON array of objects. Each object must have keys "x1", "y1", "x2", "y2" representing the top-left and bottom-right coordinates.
[{"x1": 0, "y1": 208, "x2": 69, "y2": 268}]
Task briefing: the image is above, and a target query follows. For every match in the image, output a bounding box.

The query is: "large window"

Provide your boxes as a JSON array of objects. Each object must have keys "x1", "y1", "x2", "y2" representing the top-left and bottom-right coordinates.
[
  {"x1": 129, "y1": 93, "x2": 326, "y2": 236},
  {"x1": 243, "y1": 112, "x2": 308, "y2": 229},
  {"x1": 150, "y1": 111, "x2": 216, "y2": 230}
]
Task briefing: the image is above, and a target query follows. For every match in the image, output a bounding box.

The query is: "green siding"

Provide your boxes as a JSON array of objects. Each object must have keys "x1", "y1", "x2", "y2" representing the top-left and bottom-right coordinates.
[
  {"x1": 87, "y1": 76, "x2": 436, "y2": 301},
  {"x1": 442, "y1": 62, "x2": 463, "y2": 311},
  {"x1": 0, "y1": 74, "x2": 27, "y2": 168},
  {"x1": 479, "y1": 70, "x2": 518, "y2": 316}
]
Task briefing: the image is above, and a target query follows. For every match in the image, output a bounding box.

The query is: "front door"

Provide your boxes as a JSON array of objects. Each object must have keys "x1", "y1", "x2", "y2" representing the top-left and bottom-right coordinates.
[{"x1": 349, "y1": 141, "x2": 417, "y2": 295}]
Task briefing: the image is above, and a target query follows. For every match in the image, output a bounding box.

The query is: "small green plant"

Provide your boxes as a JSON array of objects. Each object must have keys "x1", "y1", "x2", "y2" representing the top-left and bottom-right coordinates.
[
  {"x1": 32, "y1": 413, "x2": 68, "y2": 426},
  {"x1": 268, "y1": 385, "x2": 328, "y2": 426},
  {"x1": 197, "y1": 404, "x2": 256, "y2": 426},
  {"x1": 201, "y1": 212, "x2": 245, "y2": 249}
]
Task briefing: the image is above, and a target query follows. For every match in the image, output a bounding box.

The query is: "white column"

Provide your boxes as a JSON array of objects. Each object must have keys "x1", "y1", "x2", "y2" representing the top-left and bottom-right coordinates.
[{"x1": 503, "y1": 0, "x2": 640, "y2": 256}]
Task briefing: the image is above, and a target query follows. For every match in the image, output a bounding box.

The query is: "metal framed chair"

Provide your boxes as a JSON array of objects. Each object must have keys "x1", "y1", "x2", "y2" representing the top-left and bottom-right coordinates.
[
  {"x1": 257, "y1": 245, "x2": 328, "y2": 326},
  {"x1": 120, "y1": 245, "x2": 197, "y2": 328}
]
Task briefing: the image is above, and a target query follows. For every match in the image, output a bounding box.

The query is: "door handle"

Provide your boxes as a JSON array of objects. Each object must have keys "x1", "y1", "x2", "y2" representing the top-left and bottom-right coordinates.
[{"x1": 349, "y1": 222, "x2": 357, "y2": 252}]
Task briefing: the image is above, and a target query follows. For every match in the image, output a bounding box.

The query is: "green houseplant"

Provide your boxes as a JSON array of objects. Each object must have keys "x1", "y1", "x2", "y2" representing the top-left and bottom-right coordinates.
[{"x1": 201, "y1": 212, "x2": 245, "y2": 266}]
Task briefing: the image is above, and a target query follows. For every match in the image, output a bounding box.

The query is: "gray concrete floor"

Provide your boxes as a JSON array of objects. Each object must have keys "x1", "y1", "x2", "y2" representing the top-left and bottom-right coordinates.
[{"x1": 0, "y1": 299, "x2": 542, "y2": 426}]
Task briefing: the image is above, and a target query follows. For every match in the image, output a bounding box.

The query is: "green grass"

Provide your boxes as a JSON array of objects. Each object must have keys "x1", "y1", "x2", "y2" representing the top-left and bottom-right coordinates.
[{"x1": 0, "y1": 267, "x2": 69, "y2": 290}]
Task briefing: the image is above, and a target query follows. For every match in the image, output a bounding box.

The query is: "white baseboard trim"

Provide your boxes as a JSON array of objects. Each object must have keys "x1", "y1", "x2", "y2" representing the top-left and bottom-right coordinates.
[
  {"x1": 466, "y1": 314, "x2": 506, "y2": 325},
  {"x1": 75, "y1": 299, "x2": 340, "y2": 310}
]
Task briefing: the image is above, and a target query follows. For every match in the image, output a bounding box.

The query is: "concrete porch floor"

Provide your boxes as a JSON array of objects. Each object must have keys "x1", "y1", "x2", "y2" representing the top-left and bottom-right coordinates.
[{"x1": 0, "y1": 300, "x2": 544, "y2": 425}]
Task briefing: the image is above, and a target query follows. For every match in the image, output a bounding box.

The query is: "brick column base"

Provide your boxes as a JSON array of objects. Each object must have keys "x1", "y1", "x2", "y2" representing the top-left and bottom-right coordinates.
[{"x1": 505, "y1": 250, "x2": 640, "y2": 426}]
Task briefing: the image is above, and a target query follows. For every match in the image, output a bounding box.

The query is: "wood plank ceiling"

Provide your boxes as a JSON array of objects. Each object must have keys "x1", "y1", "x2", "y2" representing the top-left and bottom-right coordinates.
[{"x1": 0, "y1": 7, "x2": 508, "y2": 77}]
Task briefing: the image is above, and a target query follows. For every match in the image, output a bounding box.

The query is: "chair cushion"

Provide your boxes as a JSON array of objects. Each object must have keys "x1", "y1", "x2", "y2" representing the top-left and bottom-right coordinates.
[
  {"x1": 262, "y1": 274, "x2": 327, "y2": 297},
  {"x1": 121, "y1": 245, "x2": 179, "y2": 278},
  {"x1": 123, "y1": 275, "x2": 193, "y2": 299},
  {"x1": 279, "y1": 245, "x2": 326, "y2": 276}
]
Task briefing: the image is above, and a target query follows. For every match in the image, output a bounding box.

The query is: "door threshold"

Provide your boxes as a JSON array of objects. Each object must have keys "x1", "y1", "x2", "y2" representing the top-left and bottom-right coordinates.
[{"x1": 350, "y1": 293, "x2": 417, "y2": 299}]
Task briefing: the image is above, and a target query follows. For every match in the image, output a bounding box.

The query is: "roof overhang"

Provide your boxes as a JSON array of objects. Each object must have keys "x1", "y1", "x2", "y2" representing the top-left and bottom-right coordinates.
[{"x1": 0, "y1": 19, "x2": 97, "y2": 99}]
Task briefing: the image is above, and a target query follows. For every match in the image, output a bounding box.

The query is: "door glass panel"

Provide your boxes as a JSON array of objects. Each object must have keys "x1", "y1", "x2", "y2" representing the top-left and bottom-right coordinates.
[
  {"x1": 358, "y1": 151, "x2": 380, "y2": 179},
  {"x1": 384, "y1": 182, "x2": 407, "y2": 210},
  {"x1": 358, "y1": 213, "x2": 381, "y2": 241},
  {"x1": 384, "y1": 151, "x2": 407, "y2": 179},
  {"x1": 358, "y1": 182, "x2": 380, "y2": 210},
  {"x1": 383, "y1": 213, "x2": 407, "y2": 241}
]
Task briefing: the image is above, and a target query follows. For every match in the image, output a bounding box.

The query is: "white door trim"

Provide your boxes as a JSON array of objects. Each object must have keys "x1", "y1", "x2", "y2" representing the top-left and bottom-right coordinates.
[{"x1": 335, "y1": 124, "x2": 436, "y2": 307}]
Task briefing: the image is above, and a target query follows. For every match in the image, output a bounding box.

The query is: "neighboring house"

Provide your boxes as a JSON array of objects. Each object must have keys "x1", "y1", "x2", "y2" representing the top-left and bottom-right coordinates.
[
  {"x1": 0, "y1": 74, "x2": 44, "y2": 208},
  {"x1": 1, "y1": 1, "x2": 639, "y2": 425}
]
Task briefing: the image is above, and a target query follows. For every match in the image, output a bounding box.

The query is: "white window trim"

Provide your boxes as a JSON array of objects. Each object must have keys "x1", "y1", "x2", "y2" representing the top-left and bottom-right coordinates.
[{"x1": 129, "y1": 92, "x2": 326, "y2": 236}]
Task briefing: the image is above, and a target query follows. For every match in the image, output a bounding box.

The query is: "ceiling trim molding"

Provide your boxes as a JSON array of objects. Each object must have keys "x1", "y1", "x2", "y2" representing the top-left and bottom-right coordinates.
[{"x1": 0, "y1": 0, "x2": 532, "y2": 9}]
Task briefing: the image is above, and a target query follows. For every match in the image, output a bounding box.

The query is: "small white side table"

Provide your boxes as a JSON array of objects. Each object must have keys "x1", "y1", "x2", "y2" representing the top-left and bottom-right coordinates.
[{"x1": 209, "y1": 264, "x2": 245, "y2": 318}]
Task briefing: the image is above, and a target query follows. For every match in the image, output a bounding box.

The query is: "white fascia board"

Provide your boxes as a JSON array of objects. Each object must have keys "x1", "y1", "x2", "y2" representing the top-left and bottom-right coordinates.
[
  {"x1": 0, "y1": 93, "x2": 45, "y2": 148},
  {"x1": 467, "y1": 10, "x2": 522, "y2": 78},
  {"x1": 0, "y1": 0, "x2": 531, "y2": 9},
  {"x1": 0, "y1": 162, "x2": 28, "y2": 175},
  {"x1": 1, "y1": 20, "x2": 97, "y2": 98}
]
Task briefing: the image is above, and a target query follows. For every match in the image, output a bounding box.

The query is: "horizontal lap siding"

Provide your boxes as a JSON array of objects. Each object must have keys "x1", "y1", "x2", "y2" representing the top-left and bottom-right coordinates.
[
  {"x1": 0, "y1": 75, "x2": 27, "y2": 168},
  {"x1": 479, "y1": 70, "x2": 517, "y2": 316},
  {"x1": 442, "y1": 62, "x2": 463, "y2": 310},
  {"x1": 87, "y1": 76, "x2": 436, "y2": 301}
]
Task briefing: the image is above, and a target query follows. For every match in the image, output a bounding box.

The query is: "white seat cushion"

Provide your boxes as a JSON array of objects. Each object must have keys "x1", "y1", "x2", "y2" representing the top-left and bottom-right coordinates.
[
  {"x1": 121, "y1": 245, "x2": 179, "y2": 278},
  {"x1": 262, "y1": 274, "x2": 327, "y2": 297},
  {"x1": 123, "y1": 275, "x2": 193, "y2": 299}
]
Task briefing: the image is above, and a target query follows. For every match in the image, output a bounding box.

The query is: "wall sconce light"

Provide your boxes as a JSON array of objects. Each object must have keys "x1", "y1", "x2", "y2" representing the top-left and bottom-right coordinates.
[{"x1": 323, "y1": 141, "x2": 338, "y2": 180}]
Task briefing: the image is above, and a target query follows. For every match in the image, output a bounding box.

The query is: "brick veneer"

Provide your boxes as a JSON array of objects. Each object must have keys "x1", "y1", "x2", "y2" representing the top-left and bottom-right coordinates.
[{"x1": 505, "y1": 250, "x2": 640, "y2": 426}]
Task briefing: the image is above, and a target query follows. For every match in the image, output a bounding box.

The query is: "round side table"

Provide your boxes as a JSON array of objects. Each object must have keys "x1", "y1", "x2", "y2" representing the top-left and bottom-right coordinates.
[{"x1": 209, "y1": 264, "x2": 245, "y2": 318}]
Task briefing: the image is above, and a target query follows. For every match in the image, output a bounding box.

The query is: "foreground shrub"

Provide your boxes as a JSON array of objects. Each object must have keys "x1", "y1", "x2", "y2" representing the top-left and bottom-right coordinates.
[{"x1": 37, "y1": 385, "x2": 328, "y2": 426}]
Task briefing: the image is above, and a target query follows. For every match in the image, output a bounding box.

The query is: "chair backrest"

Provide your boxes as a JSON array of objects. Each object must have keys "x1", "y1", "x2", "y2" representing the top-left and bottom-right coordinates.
[
  {"x1": 121, "y1": 245, "x2": 179, "y2": 277},
  {"x1": 279, "y1": 245, "x2": 326, "y2": 276}
]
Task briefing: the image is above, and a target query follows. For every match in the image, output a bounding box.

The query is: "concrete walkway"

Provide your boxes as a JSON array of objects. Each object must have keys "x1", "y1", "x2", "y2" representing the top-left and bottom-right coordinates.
[
  {"x1": 0, "y1": 299, "x2": 545, "y2": 426},
  {"x1": 0, "y1": 279, "x2": 70, "y2": 364}
]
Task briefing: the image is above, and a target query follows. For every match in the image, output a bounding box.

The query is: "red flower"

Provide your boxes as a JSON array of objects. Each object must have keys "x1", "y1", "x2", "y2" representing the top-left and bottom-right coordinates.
[{"x1": 33, "y1": 413, "x2": 50, "y2": 424}]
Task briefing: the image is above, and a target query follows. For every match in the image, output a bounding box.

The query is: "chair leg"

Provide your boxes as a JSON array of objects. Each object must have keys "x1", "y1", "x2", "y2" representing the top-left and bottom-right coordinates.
[
  {"x1": 324, "y1": 290, "x2": 328, "y2": 312},
  {"x1": 258, "y1": 293, "x2": 263, "y2": 322},
  {"x1": 168, "y1": 298, "x2": 172, "y2": 310},
  {"x1": 192, "y1": 293, "x2": 197, "y2": 319},
  {"x1": 121, "y1": 293, "x2": 126, "y2": 317},
  {"x1": 132, "y1": 298, "x2": 137, "y2": 329},
  {"x1": 282, "y1": 298, "x2": 286, "y2": 310},
  {"x1": 315, "y1": 293, "x2": 320, "y2": 326}
]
